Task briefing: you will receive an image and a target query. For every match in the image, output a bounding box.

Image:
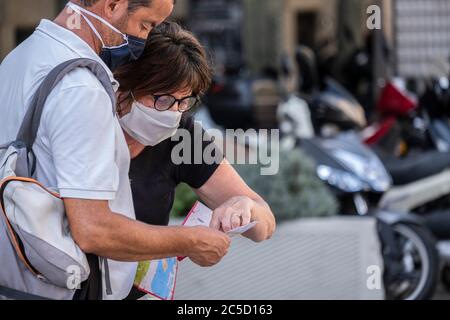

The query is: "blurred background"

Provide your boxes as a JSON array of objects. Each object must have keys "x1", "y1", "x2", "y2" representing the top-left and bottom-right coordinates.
[{"x1": 2, "y1": 0, "x2": 450, "y2": 300}]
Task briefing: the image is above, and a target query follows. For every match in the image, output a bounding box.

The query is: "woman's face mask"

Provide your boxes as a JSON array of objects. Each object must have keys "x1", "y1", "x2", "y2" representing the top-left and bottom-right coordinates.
[
  {"x1": 67, "y1": 2, "x2": 146, "y2": 71},
  {"x1": 119, "y1": 95, "x2": 183, "y2": 147}
]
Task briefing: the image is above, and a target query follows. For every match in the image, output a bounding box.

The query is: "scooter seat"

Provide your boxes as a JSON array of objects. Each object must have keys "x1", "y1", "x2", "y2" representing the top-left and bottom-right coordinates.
[{"x1": 379, "y1": 151, "x2": 450, "y2": 186}]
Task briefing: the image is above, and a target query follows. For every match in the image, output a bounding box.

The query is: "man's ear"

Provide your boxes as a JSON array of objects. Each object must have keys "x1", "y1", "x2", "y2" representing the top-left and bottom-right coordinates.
[{"x1": 103, "y1": 0, "x2": 128, "y2": 20}]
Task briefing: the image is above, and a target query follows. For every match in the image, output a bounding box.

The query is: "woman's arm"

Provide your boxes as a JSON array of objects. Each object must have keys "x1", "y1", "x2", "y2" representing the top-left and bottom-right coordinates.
[{"x1": 194, "y1": 159, "x2": 276, "y2": 242}]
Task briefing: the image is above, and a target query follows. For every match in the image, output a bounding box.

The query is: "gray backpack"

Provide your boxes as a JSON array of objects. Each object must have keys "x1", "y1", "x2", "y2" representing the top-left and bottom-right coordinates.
[{"x1": 0, "y1": 58, "x2": 116, "y2": 300}]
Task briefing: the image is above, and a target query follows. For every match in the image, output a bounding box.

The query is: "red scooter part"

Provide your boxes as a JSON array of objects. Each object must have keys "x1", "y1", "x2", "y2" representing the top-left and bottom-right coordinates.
[
  {"x1": 363, "y1": 82, "x2": 418, "y2": 146},
  {"x1": 377, "y1": 83, "x2": 417, "y2": 116},
  {"x1": 364, "y1": 116, "x2": 397, "y2": 146}
]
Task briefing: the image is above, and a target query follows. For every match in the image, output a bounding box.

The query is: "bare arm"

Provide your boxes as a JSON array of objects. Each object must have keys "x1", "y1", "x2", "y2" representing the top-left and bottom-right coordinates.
[
  {"x1": 64, "y1": 199, "x2": 230, "y2": 266},
  {"x1": 195, "y1": 160, "x2": 276, "y2": 243}
]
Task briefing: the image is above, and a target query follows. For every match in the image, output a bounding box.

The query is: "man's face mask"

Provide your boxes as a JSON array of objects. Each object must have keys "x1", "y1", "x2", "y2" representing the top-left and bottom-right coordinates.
[{"x1": 67, "y1": 2, "x2": 146, "y2": 71}]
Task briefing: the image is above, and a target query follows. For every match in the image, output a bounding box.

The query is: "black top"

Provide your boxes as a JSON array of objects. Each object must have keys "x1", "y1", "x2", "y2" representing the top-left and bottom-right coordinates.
[
  {"x1": 129, "y1": 115, "x2": 222, "y2": 226},
  {"x1": 126, "y1": 116, "x2": 222, "y2": 300}
]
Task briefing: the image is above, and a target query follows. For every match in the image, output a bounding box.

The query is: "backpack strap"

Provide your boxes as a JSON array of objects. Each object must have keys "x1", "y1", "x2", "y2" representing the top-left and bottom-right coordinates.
[
  {"x1": 72, "y1": 254, "x2": 103, "y2": 301},
  {"x1": 16, "y1": 58, "x2": 116, "y2": 166}
]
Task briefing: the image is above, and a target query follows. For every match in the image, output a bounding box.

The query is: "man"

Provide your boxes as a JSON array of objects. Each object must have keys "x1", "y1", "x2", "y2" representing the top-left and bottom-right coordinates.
[{"x1": 0, "y1": 0, "x2": 230, "y2": 300}]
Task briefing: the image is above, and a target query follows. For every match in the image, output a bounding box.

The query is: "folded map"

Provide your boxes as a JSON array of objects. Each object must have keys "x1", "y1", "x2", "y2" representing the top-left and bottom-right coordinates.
[{"x1": 134, "y1": 201, "x2": 258, "y2": 300}]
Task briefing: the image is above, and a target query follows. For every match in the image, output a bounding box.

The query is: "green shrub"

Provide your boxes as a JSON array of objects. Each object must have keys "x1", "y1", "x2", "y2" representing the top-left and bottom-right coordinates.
[
  {"x1": 170, "y1": 149, "x2": 339, "y2": 221},
  {"x1": 171, "y1": 183, "x2": 199, "y2": 218},
  {"x1": 235, "y1": 148, "x2": 339, "y2": 222}
]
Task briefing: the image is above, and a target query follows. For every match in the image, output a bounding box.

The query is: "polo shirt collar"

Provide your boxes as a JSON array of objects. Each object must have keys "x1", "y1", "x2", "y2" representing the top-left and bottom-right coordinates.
[{"x1": 36, "y1": 19, "x2": 119, "y2": 90}]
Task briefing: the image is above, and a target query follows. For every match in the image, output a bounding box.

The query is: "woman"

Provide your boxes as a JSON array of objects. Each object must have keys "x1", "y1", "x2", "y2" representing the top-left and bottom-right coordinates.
[{"x1": 115, "y1": 22, "x2": 276, "y2": 299}]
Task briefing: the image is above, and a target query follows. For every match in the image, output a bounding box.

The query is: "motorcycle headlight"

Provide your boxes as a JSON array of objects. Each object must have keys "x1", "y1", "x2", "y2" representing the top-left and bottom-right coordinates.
[
  {"x1": 331, "y1": 150, "x2": 392, "y2": 192},
  {"x1": 317, "y1": 165, "x2": 366, "y2": 193}
]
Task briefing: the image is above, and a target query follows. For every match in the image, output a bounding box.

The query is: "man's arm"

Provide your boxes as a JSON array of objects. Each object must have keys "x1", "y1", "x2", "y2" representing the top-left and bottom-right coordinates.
[
  {"x1": 46, "y1": 83, "x2": 230, "y2": 267},
  {"x1": 64, "y1": 199, "x2": 231, "y2": 267}
]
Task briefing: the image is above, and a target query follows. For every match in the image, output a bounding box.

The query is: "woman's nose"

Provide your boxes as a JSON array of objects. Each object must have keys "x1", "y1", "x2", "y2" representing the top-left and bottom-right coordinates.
[{"x1": 170, "y1": 101, "x2": 180, "y2": 112}]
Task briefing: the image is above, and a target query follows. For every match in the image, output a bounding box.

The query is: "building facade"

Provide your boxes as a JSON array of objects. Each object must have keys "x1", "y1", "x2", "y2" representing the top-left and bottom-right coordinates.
[
  {"x1": 0, "y1": 0, "x2": 59, "y2": 59},
  {"x1": 1, "y1": 0, "x2": 394, "y2": 75},
  {"x1": 0, "y1": 0, "x2": 188, "y2": 60}
]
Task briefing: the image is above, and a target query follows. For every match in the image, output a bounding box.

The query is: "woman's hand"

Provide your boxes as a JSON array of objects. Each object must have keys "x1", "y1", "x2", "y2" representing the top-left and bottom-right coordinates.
[
  {"x1": 210, "y1": 196, "x2": 254, "y2": 233},
  {"x1": 196, "y1": 160, "x2": 276, "y2": 242}
]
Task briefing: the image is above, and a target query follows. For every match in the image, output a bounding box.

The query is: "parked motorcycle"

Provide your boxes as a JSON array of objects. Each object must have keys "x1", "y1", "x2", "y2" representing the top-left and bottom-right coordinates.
[
  {"x1": 293, "y1": 46, "x2": 367, "y2": 137},
  {"x1": 358, "y1": 71, "x2": 450, "y2": 293},
  {"x1": 292, "y1": 46, "x2": 450, "y2": 294},
  {"x1": 204, "y1": 71, "x2": 280, "y2": 130},
  {"x1": 277, "y1": 49, "x2": 440, "y2": 300}
]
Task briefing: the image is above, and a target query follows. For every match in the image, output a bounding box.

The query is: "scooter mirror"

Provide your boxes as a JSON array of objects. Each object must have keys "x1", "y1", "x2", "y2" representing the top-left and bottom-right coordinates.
[
  {"x1": 295, "y1": 45, "x2": 320, "y2": 95},
  {"x1": 280, "y1": 53, "x2": 294, "y2": 78}
]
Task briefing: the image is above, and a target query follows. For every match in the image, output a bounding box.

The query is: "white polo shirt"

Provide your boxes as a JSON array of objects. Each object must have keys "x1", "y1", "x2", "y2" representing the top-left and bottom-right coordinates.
[{"x1": 0, "y1": 20, "x2": 137, "y2": 300}]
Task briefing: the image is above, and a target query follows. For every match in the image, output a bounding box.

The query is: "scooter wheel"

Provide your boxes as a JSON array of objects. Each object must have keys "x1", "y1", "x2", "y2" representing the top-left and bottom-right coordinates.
[
  {"x1": 385, "y1": 223, "x2": 439, "y2": 300},
  {"x1": 442, "y1": 267, "x2": 450, "y2": 293}
]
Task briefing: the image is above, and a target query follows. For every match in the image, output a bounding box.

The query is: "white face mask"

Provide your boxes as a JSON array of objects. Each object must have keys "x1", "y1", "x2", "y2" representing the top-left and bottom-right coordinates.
[{"x1": 119, "y1": 99, "x2": 183, "y2": 147}]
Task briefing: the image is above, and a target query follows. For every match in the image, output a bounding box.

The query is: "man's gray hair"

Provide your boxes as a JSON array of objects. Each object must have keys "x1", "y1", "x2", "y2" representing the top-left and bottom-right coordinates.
[{"x1": 78, "y1": 0, "x2": 152, "y2": 11}]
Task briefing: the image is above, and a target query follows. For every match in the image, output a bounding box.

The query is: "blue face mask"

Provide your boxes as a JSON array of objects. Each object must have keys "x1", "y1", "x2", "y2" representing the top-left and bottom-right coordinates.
[
  {"x1": 98, "y1": 35, "x2": 146, "y2": 71},
  {"x1": 67, "y1": 2, "x2": 147, "y2": 71}
]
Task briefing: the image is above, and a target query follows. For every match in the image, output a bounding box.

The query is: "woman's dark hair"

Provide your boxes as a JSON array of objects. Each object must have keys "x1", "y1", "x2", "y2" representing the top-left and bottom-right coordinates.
[{"x1": 115, "y1": 21, "x2": 212, "y2": 109}]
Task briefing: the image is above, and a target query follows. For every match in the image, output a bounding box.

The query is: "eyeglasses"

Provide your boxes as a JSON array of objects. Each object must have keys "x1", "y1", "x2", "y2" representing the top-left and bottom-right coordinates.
[{"x1": 151, "y1": 94, "x2": 201, "y2": 113}]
